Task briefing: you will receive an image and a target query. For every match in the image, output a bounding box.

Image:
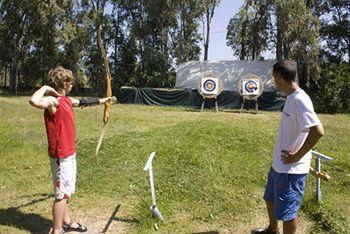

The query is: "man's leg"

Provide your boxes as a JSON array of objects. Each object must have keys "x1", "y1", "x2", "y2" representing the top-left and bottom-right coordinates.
[
  {"x1": 52, "y1": 198, "x2": 67, "y2": 234},
  {"x1": 276, "y1": 173, "x2": 306, "y2": 234},
  {"x1": 283, "y1": 218, "x2": 297, "y2": 234},
  {"x1": 266, "y1": 200, "x2": 278, "y2": 231},
  {"x1": 252, "y1": 168, "x2": 280, "y2": 233}
]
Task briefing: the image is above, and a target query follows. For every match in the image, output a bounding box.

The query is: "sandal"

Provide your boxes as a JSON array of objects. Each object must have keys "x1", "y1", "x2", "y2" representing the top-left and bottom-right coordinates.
[
  {"x1": 251, "y1": 225, "x2": 280, "y2": 234},
  {"x1": 49, "y1": 227, "x2": 65, "y2": 234},
  {"x1": 63, "y1": 221, "x2": 87, "y2": 232}
]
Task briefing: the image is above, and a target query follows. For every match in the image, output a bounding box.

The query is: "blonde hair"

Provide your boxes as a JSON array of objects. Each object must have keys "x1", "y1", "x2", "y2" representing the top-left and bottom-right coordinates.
[{"x1": 47, "y1": 66, "x2": 74, "y2": 91}]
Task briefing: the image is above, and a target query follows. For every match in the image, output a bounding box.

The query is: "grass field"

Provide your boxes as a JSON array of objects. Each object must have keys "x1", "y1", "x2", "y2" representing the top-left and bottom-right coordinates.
[{"x1": 0, "y1": 96, "x2": 349, "y2": 233}]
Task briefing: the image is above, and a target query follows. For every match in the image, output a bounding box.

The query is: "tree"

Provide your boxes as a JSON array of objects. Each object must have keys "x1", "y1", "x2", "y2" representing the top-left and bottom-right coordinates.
[
  {"x1": 171, "y1": 0, "x2": 202, "y2": 64},
  {"x1": 1, "y1": 0, "x2": 31, "y2": 93},
  {"x1": 226, "y1": 0, "x2": 271, "y2": 60},
  {"x1": 318, "y1": 0, "x2": 350, "y2": 64},
  {"x1": 274, "y1": 0, "x2": 320, "y2": 86},
  {"x1": 59, "y1": 0, "x2": 88, "y2": 93},
  {"x1": 201, "y1": 0, "x2": 220, "y2": 61},
  {"x1": 227, "y1": 0, "x2": 320, "y2": 86}
]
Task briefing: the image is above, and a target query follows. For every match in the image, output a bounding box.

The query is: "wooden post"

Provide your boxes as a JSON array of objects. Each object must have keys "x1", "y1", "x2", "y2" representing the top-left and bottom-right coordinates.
[
  {"x1": 201, "y1": 97, "x2": 205, "y2": 112},
  {"x1": 240, "y1": 98, "x2": 245, "y2": 113}
]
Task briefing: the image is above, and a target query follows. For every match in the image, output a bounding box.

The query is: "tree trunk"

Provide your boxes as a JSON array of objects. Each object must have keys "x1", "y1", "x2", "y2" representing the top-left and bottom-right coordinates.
[
  {"x1": 348, "y1": 43, "x2": 350, "y2": 65},
  {"x1": 4, "y1": 63, "x2": 7, "y2": 90},
  {"x1": 9, "y1": 43, "x2": 19, "y2": 94},
  {"x1": 283, "y1": 41, "x2": 289, "y2": 58},
  {"x1": 67, "y1": 40, "x2": 80, "y2": 94},
  {"x1": 179, "y1": 4, "x2": 184, "y2": 63},
  {"x1": 276, "y1": 3, "x2": 284, "y2": 60},
  {"x1": 114, "y1": 8, "x2": 122, "y2": 87},
  {"x1": 204, "y1": 9, "x2": 210, "y2": 61},
  {"x1": 204, "y1": 0, "x2": 219, "y2": 60},
  {"x1": 70, "y1": 58, "x2": 79, "y2": 94},
  {"x1": 114, "y1": 27, "x2": 118, "y2": 87},
  {"x1": 2, "y1": 62, "x2": 6, "y2": 88},
  {"x1": 276, "y1": 30, "x2": 283, "y2": 59},
  {"x1": 17, "y1": 69, "x2": 21, "y2": 93}
]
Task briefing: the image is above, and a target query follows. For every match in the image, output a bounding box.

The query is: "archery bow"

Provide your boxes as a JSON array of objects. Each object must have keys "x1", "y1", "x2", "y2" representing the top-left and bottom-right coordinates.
[{"x1": 93, "y1": 24, "x2": 112, "y2": 162}]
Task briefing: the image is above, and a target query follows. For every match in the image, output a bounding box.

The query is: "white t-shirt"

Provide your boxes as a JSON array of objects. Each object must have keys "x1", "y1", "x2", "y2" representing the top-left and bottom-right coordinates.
[{"x1": 272, "y1": 88, "x2": 321, "y2": 174}]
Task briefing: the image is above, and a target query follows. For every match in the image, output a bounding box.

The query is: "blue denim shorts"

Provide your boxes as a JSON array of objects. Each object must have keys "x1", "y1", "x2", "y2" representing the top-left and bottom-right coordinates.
[{"x1": 263, "y1": 167, "x2": 307, "y2": 221}]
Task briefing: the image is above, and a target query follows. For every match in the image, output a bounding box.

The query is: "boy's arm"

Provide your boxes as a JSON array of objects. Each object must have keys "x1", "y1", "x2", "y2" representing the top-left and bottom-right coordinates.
[
  {"x1": 29, "y1": 86, "x2": 59, "y2": 114},
  {"x1": 281, "y1": 124, "x2": 324, "y2": 164},
  {"x1": 70, "y1": 97, "x2": 81, "y2": 107},
  {"x1": 70, "y1": 96, "x2": 116, "y2": 108}
]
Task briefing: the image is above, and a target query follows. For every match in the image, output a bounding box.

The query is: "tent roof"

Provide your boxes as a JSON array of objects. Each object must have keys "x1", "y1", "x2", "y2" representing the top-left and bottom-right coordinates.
[{"x1": 176, "y1": 60, "x2": 278, "y2": 91}]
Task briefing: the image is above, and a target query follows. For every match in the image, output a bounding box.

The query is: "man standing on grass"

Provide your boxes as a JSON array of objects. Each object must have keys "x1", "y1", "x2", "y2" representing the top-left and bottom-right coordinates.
[
  {"x1": 252, "y1": 60, "x2": 324, "y2": 234},
  {"x1": 29, "y1": 66, "x2": 114, "y2": 234}
]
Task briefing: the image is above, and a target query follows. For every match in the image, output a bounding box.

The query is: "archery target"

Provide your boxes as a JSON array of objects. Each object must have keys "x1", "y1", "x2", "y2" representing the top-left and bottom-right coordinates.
[
  {"x1": 201, "y1": 77, "x2": 219, "y2": 95},
  {"x1": 237, "y1": 74, "x2": 264, "y2": 100},
  {"x1": 242, "y1": 79, "x2": 260, "y2": 95}
]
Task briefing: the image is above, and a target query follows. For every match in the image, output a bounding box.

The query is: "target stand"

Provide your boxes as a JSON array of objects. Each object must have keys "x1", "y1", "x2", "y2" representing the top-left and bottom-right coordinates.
[
  {"x1": 198, "y1": 75, "x2": 223, "y2": 112},
  {"x1": 237, "y1": 74, "x2": 264, "y2": 113}
]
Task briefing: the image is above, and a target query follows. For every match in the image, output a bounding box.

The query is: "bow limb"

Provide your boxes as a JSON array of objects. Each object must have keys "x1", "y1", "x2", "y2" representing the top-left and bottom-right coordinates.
[{"x1": 93, "y1": 24, "x2": 112, "y2": 163}]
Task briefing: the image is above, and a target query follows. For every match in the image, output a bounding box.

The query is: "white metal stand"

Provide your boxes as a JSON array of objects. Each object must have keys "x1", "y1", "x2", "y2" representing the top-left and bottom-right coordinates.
[
  {"x1": 143, "y1": 152, "x2": 164, "y2": 220},
  {"x1": 311, "y1": 150, "x2": 333, "y2": 203}
]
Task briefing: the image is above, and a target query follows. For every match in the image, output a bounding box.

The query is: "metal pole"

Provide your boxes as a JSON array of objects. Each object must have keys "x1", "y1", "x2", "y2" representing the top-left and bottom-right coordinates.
[
  {"x1": 149, "y1": 164, "x2": 156, "y2": 206},
  {"x1": 143, "y1": 152, "x2": 164, "y2": 221},
  {"x1": 315, "y1": 157, "x2": 322, "y2": 203}
]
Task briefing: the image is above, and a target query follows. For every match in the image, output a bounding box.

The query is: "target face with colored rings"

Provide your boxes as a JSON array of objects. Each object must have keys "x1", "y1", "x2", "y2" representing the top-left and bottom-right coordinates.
[
  {"x1": 203, "y1": 79, "x2": 216, "y2": 92},
  {"x1": 244, "y1": 80, "x2": 258, "y2": 93}
]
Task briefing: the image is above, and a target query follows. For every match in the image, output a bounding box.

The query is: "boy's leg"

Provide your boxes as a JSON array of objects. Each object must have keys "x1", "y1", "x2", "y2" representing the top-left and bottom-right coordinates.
[
  {"x1": 52, "y1": 198, "x2": 67, "y2": 234},
  {"x1": 50, "y1": 154, "x2": 77, "y2": 232},
  {"x1": 283, "y1": 218, "x2": 298, "y2": 234},
  {"x1": 63, "y1": 201, "x2": 71, "y2": 224}
]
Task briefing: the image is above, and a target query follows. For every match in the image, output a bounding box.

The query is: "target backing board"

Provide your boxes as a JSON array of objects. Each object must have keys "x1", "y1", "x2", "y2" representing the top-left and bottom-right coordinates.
[
  {"x1": 201, "y1": 77, "x2": 219, "y2": 95},
  {"x1": 242, "y1": 79, "x2": 260, "y2": 96}
]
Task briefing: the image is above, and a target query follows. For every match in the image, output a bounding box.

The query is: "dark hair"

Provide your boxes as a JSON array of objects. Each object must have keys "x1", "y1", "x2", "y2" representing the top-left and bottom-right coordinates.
[{"x1": 273, "y1": 60, "x2": 297, "y2": 82}]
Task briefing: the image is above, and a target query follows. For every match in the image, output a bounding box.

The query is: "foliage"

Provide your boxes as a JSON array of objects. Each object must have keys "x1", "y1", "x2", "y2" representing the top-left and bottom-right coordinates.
[
  {"x1": 312, "y1": 62, "x2": 350, "y2": 113},
  {"x1": 226, "y1": 0, "x2": 271, "y2": 60},
  {"x1": 318, "y1": 0, "x2": 350, "y2": 63},
  {"x1": 0, "y1": 0, "x2": 208, "y2": 93},
  {"x1": 227, "y1": 0, "x2": 320, "y2": 85}
]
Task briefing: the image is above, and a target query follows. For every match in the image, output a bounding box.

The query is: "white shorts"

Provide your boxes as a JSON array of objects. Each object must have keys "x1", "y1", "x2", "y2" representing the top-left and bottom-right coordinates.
[{"x1": 50, "y1": 153, "x2": 77, "y2": 199}]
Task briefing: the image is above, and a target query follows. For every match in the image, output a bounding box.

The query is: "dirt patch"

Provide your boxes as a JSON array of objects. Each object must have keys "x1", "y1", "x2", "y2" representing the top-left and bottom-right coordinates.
[{"x1": 69, "y1": 204, "x2": 139, "y2": 234}]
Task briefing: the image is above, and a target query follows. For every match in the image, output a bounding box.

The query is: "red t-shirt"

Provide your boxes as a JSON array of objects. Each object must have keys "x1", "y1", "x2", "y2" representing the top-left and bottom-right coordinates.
[{"x1": 44, "y1": 96, "x2": 76, "y2": 158}]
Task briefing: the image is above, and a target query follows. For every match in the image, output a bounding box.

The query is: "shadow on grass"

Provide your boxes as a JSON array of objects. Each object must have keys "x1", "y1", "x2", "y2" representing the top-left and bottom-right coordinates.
[
  {"x1": 183, "y1": 106, "x2": 260, "y2": 114},
  {"x1": 191, "y1": 231, "x2": 220, "y2": 234},
  {"x1": 0, "y1": 208, "x2": 52, "y2": 233},
  {"x1": 102, "y1": 204, "x2": 139, "y2": 233},
  {"x1": 221, "y1": 109, "x2": 258, "y2": 114},
  {"x1": 0, "y1": 193, "x2": 53, "y2": 233}
]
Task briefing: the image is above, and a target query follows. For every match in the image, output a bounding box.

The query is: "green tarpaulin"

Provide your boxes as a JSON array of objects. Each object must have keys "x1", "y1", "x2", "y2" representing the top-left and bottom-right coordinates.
[{"x1": 116, "y1": 87, "x2": 285, "y2": 111}]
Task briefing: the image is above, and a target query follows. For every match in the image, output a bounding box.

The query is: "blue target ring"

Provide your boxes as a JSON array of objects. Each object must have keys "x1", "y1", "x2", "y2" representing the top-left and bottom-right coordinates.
[
  {"x1": 244, "y1": 80, "x2": 258, "y2": 93},
  {"x1": 203, "y1": 79, "x2": 216, "y2": 92}
]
